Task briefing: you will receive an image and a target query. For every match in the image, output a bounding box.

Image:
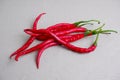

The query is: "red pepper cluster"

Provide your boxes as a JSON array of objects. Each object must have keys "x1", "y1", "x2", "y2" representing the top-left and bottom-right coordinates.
[{"x1": 10, "y1": 13, "x2": 117, "y2": 68}]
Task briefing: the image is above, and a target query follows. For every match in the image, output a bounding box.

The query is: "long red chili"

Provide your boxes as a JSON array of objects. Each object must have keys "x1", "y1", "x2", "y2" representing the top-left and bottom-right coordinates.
[
  {"x1": 46, "y1": 19, "x2": 100, "y2": 33},
  {"x1": 14, "y1": 30, "x2": 96, "y2": 61},
  {"x1": 24, "y1": 27, "x2": 87, "y2": 40},
  {"x1": 35, "y1": 34, "x2": 85, "y2": 68},
  {"x1": 10, "y1": 13, "x2": 46, "y2": 58},
  {"x1": 14, "y1": 26, "x2": 117, "y2": 61},
  {"x1": 10, "y1": 13, "x2": 117, "y2": 70},
  {"x1": 24, "y1": 19, "x2": 100, "y2": 37},
  {"x1": 35, "y1": 30, "x2": 100, "y2": 68},
  {"x1": 36, "y1": 29, "x2": 118, "y2": 68},
  {"x1": 36, "y1": 42, "x2": 57, "y2": 68},
  {"x1": 23, "y1": 20, "x2": 98, "y2": 39},
  {"x1": 46, "y1": 28, "x2": 102, "y2": 53},
  {"x1": 14, "y1": 39, "x2": 54, "y2": 61},
  {"x1": 11, "y1": 15, "x2": 99, "y2": 58},
  {"x1": 10, "y1": 20, "x2": 89, "y2": 58}
]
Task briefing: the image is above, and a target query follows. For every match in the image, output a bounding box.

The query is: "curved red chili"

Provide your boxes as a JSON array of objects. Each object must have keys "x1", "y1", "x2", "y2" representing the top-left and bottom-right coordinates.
[
  {"x1": 24, "y1": 27, "x2": 87, "y2": 40},
  {"x1": 10, "y1": 13, "x2": 117, "y2": 69},
  {"x1": 46, "y1": 27, "x2": 102, "y2": 53},
  {"x1": 36, "y1": 42, "x2": 57, "y2": 69},
  {"x1": 14, "y1": 30, "x2": 96, "y2": 61},
  {"x1": 14, "y1": 25, "x2": 117, "y2": 61},
  {"x1": 10, "y1": 13, "x2": 46, "y2": 58}
]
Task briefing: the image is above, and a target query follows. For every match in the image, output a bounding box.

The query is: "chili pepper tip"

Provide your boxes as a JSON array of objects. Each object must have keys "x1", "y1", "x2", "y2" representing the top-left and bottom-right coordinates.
[{"x1": 15, "y1": 57, "x2": 19, "y2": 61}]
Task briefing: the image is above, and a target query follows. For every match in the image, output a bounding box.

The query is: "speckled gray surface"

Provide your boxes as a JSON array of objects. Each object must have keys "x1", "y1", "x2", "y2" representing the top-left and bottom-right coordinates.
[{"x1": 0, "y1": 0, "x2": 120, "y2": 80}]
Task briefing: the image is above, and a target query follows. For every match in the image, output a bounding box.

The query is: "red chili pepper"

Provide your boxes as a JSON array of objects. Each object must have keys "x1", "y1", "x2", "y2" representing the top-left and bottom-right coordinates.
[
  {"x1": 35, "y1": 28, "x2": 103, "y2": 68},
  {"x1": 46, "y1": 19, "x2": 100, "y2": 33},
  {"x1": 10, "y1": 13, "x2": 117, "y2": 69},
  {"x1": 10, "y1": 13, "x2": 45, "y2": 58},
  {"x1": 34, "y1": 20, "x2": 100, "y2": 40},
  {"x1": 36, "y1": 42, "x2": 57, "y2": 68},
  {"x1": 35, "y1": 34, "x2": 85, "y2": 68},
  {"x1": 47, "y1": 30, "x2": 98, "y2": 53},
  {"x1": 47, "y1": 24, "x2": 117, "y2": 54},
  {"x1": 36, "y1": 29, "x2": 117, "y2": 68},
  {"x1": 11, "y1": 14, "x2": 99, "y2": 58},
  {"x1": 33, "y1": 13, "x2": 46, "y2": 29},
  {"x1": 14, "y1": 25, "x2": 117, "y2": 61},
  {"x1": 24, "y1": 27, "x2": 87, "y2": 40},
  {"x1": 14, "y1": 29, "x2": 97, "y2": 61},
  {"x1": 11, "y1": 14, "x2": 90, "y2": 58},
  {"x1": 14, "y1": 39, "x2": 54, "y2": 61},
  {"x1": 46, "y1": 25, "x2": 105, "y2": 53},
  {"x1": 24, "y1": 19, "x2": 100, "y2": 39},
  {"x1": 24, "y1": 19, "x2": 100, "y2": 35}
]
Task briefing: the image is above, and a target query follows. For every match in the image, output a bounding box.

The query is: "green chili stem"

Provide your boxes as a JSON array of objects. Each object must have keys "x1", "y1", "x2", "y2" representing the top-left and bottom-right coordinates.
[
  {"x1": 100, "y1": 30, "x2": 118, "y2": 33},
  {"x1": 74, "y1": 20, "x2": 100, "y2": 26},
  {"x1": 93, "y1": 29, "x2": 102, "y2": 45},
  {"x1": 93, "y1": 24, "x2": 105, "y2": 31},
  {"x1": 79, "y1": 23, "x2": 93, "y2": 26}
]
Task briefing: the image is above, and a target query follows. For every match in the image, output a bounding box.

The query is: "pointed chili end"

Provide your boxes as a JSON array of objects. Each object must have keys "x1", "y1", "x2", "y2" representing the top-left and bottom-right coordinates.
[
  {"x1": 41, "y1": 13, "x2": 46, "y2": 15},
  {"x1": 24, "y1": 29, "x2": 35, "y2": 34},
  {"x1": 33, "y1": 13, "x2": 46, "y2": 29},
  {"x1": 10, "y1": 55, "x2": 13, "y2": 59},
  {"x1": 36, "y1": 64, "x2": 39, "y2": 69},
  {"x1": 37, "y1": 13, "x2": 46, "y2": 18},
  {"x1": 15, "y1": 57, "x2": 19, "y2": 61},
  {"x1": 36, "y1": 61, "x2": 39, "y2": 69},
  {"x1": 10, "y1": 53, "x2": 16, "y2": 59}
]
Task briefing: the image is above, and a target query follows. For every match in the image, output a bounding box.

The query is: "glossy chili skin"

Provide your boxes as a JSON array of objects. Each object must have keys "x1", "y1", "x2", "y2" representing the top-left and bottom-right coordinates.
[
  {"x1": 36, "y1": 42, "x2": 57, "y2": 68},
  {"x1": 11, "y1": 12, "x2": 89, "y2": 58},
  {"x1": 14, "y1": 31, "x2": 93, "y2": 61},
  {"x1": 24, "y1": 27, "x2": 87, "y2": 40},
  {"x1": 11, "y1": 13, "x2": 79, "y2": 58},
  {"x1": 22, "y1": 31, "x2": 93, "y2": 68},
  {"x1": 11, "y1": 12, "x2": 101, "y2": 58},
  {"x1": 13, "y1": 26, "x2": 87, "y2": 59},
  {"x1": 10, "y1": 12, "x2": 117, "y2": 70},
  {"x1": 35, "y1": 34, "x2": 85, "y2": 68},
  {"x1": 47, "y1": 30, "x2": 96, "y2": 53},
  {"x1": 10, "y1": 13, "x2": 46, "y2": 58}
]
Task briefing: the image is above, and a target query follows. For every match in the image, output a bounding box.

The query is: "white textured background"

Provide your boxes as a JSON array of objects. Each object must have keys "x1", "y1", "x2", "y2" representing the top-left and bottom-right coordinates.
[{"x1": 0, "y1": 0, "x2": 120, "y2": 80}]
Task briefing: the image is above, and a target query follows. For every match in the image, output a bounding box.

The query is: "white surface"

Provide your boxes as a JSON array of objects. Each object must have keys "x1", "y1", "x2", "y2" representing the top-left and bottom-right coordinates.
[{"x1": 0, "y1": 0, "x2": 120, "y2": 80}]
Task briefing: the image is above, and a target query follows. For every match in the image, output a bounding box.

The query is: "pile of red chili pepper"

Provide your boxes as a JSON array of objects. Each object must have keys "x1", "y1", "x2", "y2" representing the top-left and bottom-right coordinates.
[{"x1": 10, "y1": 13, "x2": 117, "y2": 68}]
